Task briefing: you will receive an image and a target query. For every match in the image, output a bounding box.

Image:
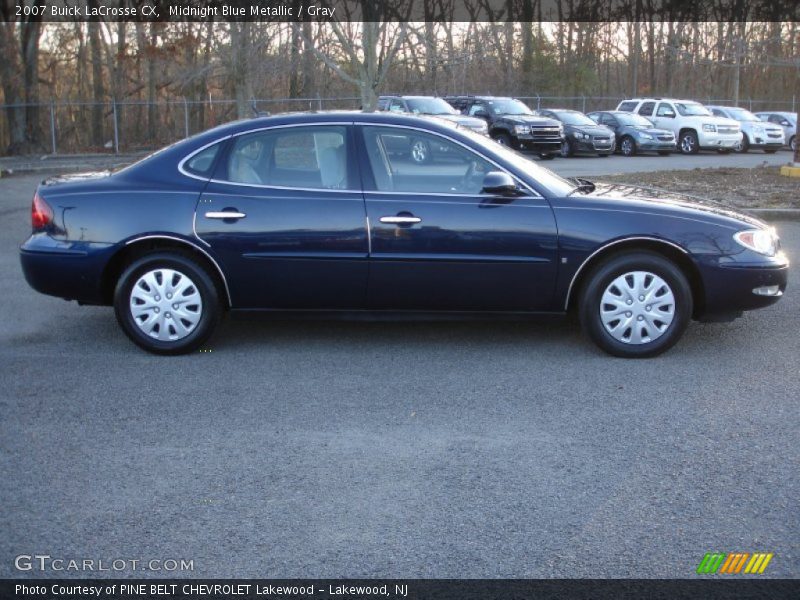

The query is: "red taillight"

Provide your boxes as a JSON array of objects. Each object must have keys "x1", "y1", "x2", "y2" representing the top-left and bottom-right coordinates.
[{"x1": 31, "y1": 192, "x2": 53, "y2": 230}]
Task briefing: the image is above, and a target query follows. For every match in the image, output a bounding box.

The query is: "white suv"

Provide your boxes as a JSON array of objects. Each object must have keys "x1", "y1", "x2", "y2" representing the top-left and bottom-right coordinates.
[{"x1": 616, "y1": 98, "x2": 742, "y2": 154}]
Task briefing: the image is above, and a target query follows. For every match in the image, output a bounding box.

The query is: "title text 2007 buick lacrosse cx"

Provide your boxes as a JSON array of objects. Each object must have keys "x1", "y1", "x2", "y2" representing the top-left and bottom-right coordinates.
[{"x1": 20, "y1": 112, "x2": 788, "y2": 357}]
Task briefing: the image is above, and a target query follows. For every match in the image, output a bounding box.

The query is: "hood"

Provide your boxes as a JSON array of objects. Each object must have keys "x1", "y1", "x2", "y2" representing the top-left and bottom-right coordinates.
[
  {"x1": 569, "y1": 124, "x2": 613, "y2": 135},
  {"x1": 429, "y1": 114, "x2": 487, "y2": 128},
  {"x1": 584, "y1": 182, "x2": 764, "y2": 229},
  {"x1": 503, "y1": 115, "x2": 560, "y2": 126},
  {"x1": 625, "y1": 125, "x2": 673, "y2": 136},
  {"x1": 43, "y1": 171, "x2": 112, "y2": 186}
]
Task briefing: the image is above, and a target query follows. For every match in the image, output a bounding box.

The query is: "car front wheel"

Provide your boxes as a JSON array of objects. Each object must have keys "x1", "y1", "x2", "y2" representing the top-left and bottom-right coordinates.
[
  {"x1": 114, "y1": 252, "x2": 222, "y2": 355},
  {"x1": 620, "y1": 136, "x2": 636, "y2": 156},
  {"x1": 679, "y1": 131, "x2": 699, "y2": 154},
  {"x1": 578, "y1": 252, "x2": 692, "y2": 358},
  {"x1": 410, "y1": 139, "x2": 431, "y2": 163}
]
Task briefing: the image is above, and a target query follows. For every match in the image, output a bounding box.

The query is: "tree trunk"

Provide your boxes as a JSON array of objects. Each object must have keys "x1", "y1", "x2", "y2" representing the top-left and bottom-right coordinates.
[{"x1": 87, "y1": 0, "x2": 105, "y2": 147}]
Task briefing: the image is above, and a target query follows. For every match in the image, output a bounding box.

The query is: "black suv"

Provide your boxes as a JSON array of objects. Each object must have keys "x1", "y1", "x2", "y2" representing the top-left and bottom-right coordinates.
[{"x1": 444, "y1": 96, "x2": 563, "y2": 159}]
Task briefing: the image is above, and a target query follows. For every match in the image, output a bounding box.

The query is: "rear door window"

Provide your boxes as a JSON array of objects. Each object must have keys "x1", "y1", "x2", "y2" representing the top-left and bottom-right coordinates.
[
  {"x1": 223, "y1": 126, "x2": 350, "y2": 190},
  {"x1": 638, "y1": 102, "x2": 655, "y2": 117}
]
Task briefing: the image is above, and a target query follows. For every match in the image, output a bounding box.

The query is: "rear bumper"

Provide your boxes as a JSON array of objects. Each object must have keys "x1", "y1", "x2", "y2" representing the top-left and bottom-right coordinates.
[{"x1": 20, "y1": 233, "x2": 113, "y2": 305}]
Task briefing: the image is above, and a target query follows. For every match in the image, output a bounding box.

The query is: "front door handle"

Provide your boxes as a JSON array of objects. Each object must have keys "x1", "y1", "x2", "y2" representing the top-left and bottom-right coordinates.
[
  {"x1": 379, "y1": 215, "x2": 422, "y2": 225},
  {"x1": 205, "y1": 210, "x2": 246, "y2": 220}
]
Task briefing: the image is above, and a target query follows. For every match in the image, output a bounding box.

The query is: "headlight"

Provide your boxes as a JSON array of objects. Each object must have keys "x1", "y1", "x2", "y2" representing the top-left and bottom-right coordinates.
[
  {"x1": 573, "y1": 131, "x2": 589, "y2": 140},
  {"x1": 638, "y1": 133, "x2": 653, "y2": 140},
  {"x1": 733, "y1": 228, "x2": 779, "y2": 257},
  {"x1": 702, "y1": 124, "x2": 717, "y2": 132},
  {"x1": 514, "y1": 125, "x2": 530, "y2": 135}
]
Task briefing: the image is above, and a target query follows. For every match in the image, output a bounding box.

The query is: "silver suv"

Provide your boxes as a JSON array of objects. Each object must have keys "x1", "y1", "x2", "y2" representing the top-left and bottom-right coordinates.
[
  {"x1": 706, "y1": 106, "x2": 784, "y2": 153},
  {"x1": 754, "y1": 112, "x2": 796, "y2": 152},
  {"x1": 617, "y1": 98, "x2": 742, "y2": 154}
]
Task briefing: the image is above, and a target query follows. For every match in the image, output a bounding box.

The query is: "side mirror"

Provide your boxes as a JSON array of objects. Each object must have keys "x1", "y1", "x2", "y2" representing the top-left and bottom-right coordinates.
[
  {"x1": 663, "y1": 111, "x2": 676, "y2": 118},
  {"x1": 482, "y1": 171, "x2": 518, "y2": 195}
]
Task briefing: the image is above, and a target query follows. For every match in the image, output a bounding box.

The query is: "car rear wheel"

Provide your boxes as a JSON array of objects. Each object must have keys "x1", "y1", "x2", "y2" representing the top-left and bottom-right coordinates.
[
  {"x1": 679, "y1": 130, "x2": 699, "y2": 154},
  {"x1": 620, "y1": 136, "x2": 637, "y2": 156},
  {"x1": 114, "y1": 252, "x2": 222, "y2": 355},
  {"x1": 578, "y1": 252, "x2": 692, "y2": 358}
]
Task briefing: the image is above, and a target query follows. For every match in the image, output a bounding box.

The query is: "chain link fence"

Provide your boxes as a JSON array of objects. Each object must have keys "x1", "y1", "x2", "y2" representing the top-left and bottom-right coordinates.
[{"x1": 1, "y1": 95, "x2": 796, "y2": 156}]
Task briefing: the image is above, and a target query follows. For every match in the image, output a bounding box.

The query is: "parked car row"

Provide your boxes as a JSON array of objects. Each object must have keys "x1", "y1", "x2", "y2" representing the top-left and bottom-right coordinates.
[{"x1": 378, "y1": 94, "x2": 793, "y2": 160}]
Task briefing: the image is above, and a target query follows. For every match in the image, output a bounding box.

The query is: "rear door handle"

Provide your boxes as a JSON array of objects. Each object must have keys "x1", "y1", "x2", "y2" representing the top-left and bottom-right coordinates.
[
  {"x1": 205, "y1": 211, "x2": 246, "y2": 220},
  {"x1": 379, "y1": 215, "x2": 421, "y2": 225}
]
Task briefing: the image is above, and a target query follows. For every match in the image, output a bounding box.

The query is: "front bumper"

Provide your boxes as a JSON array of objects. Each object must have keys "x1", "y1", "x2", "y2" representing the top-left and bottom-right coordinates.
[
  {"x1": 572, "y1": 137, "x2": 614, "y2": 154},
  {"x1": 698, "y1": 260, "x2": 788, "y2": 315},
  {"x1": 517, "y1": 137, "x2": 562, "y2": 154},
  {"x1": 698, "y1": 131, "x2": 742, "y2": 149},
  {"x1": 638, "y1": 140, "x2": 677, "y2": 152}
]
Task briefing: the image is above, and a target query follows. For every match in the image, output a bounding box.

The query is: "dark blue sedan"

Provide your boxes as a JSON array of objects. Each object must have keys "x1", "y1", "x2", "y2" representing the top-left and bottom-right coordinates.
[{"x1": 20, "y1": 112, "x2": 788, "y2": 357}]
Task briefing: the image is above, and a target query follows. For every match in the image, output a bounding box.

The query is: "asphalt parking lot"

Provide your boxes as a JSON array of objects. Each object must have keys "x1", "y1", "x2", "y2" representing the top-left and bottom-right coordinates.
[{"x1": 1, "y1": 172, "x2": 798, "y2": 578}]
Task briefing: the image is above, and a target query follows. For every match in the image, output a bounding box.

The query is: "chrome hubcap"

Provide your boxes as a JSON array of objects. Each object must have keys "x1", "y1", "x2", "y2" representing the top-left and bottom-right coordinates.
[
  {"x1": 681, "y1": 135, "x2": 695, "y2": 153},
  {"x1": 130, "y1": 268, "x2": 202, "y2": 341},
  {"x1": 622, "y1": 139, "x2": 633, "y2": 154},
  {"x1": 411, "y1": 140, "x2": 428, "y2": 162},
  {"x1": 600, "y1": 271, "x2": 675, "y2": 345}
]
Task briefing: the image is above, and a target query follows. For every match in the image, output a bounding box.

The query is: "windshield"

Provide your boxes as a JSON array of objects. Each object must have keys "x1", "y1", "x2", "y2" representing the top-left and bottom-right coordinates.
[
  {"x1": 487, "y1": 99, "x2": 534, "y2": 116},
  {"x1": 676, "y1": 102, "x2": 712, "y2": 117},
  {"x1": 553, "y1": 111, "x2": 597, "y2": 126},
  {"x1": 457, "y1": 127, "x2": 575, "y2": 196},
  {"x1": 406, "y1": 98, "x2": 458, "y2": 115},
  {"x1": 616, "y1": 113, "x2": 653, "y2": 127},
  {"x1": 725, "y1": 108, "x2": 759, "y2": 122}
]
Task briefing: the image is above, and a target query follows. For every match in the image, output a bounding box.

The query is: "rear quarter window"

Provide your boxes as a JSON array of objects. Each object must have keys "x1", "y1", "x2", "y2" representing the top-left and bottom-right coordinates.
[
  {"x1": 183, "y1": 143, "x2": 223, "y2": 177},
  {"x1": 618, "y1": 101, "x2": 638, "y2": 112}
]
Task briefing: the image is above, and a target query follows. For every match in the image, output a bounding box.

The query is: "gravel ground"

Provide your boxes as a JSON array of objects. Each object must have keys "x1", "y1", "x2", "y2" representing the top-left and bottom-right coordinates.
[{"x1": 600, "y1": 166, "x2": 799, "y2": 209}]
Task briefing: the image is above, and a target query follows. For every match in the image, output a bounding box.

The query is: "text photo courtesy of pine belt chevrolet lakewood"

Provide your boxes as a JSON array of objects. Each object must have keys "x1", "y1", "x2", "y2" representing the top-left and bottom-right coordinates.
[{"x1": 20, "y1": 112, "x2": 788, "y2": 358}]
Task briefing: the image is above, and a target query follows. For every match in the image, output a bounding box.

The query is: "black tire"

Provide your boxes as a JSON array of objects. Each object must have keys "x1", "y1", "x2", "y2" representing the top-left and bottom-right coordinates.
[
  {"x1": 620, "y1": 135, "x2": 637, "y2": 156},
  {"x1": 735, "y1": 134, "x2": 750, "y2": 153},
  {"x1": 578, "y1": 251, "x2": 692, "y2": 358},
  {"x1": 790, "y1": 136, "x2": 796, "y2": 153},
  {"x1": 678, "y1": 130, "x2": 699, "y2": 154},
  {"x1": 657, "y1": 150, "x2": 671, "y2": 156},
  {"x1": 493, "y1": 133, "x2": 514, "y2": 149},
  {"x1": 114, "y1": 251, "x2": 222, "y2": 355},
  {"x1": 560, "y1": 139, "x2": 574, "y2": 157}
]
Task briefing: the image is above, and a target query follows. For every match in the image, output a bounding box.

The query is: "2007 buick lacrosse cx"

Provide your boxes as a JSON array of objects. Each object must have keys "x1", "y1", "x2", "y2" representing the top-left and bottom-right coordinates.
[{"x1": 20, "y1": 111, "x2": 788, "y2": 357}]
